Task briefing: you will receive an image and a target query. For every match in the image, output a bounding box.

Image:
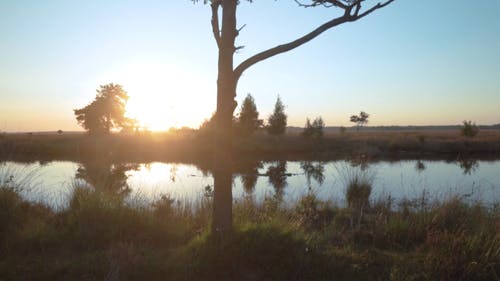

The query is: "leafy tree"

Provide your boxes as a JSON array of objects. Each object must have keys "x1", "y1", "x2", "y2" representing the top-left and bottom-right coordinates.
[
  {"x1": 350, "y1": 111, "x2": 369, "y2": 131},
  {"x1": 74, "y1": 84, "x2": 135, "y2": 134},
  {"x1": 236, "y1": 94, "x2": 262, "y2": 136},
  {"x1": 194, "y1": 0, "x2": 395, "y2": 235},
  {"x1": 461, "y1": 120, "x2": 479, "y2": 138},
  {"x1": 267, "y1": 96, "x2": 287, "y2": 136},
  {"x1": 302, "y1": 117, "x2": 324, "y2": 139}
]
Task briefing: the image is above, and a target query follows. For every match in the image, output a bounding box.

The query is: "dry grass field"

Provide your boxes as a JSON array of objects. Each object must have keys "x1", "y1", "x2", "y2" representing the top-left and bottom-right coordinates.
[{"x1": 1, "y1": 127, "x2": 499, "y2": 163}]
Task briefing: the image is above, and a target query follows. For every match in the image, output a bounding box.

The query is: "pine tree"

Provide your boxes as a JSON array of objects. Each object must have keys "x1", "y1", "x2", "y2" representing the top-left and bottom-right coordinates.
[
  {"x1": 302, "y1": 118, "x2": 314, "y2": 138},
  {"x1": 267, "y1": 96, "x2": 287, "y2": 136},
  {"x1": 302, "y1": 117, "x2": 324, "y2": 139},
  {"x1": 236, "y1": 94, "x2": 261, "y2": 136}
]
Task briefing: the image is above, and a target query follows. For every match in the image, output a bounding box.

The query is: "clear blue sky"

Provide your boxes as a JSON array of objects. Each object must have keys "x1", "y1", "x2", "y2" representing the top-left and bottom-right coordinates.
[{"x1": 1, "y1": 0, "x2": 499, "y2": 131}]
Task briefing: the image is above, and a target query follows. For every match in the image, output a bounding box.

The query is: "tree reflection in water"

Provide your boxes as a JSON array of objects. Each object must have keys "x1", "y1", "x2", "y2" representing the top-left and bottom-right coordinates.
[
  {"x1": 349, "y1": 155, "x2": 370, "y2": 171},
  {"x1": 415, "y1": 160, "x2": 426, "y2": 173},
  {"x1": 300, "y1": 161, "x2": 325, "y2": 190},
  {"x1": 75, "y1": 159, "x2": 139, "y2": 196},
  {"x1": 239, "y1": 161, "x2": 262, "y2": 195},
  {"x1": 267, "y1": 161, "x2": 288, "y2": 200},
  {"x1": 458, "y1": 159, "x2": 479, "y2": 175}
]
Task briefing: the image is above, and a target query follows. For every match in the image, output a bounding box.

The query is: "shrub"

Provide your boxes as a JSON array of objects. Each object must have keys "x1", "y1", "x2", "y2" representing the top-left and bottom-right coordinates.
[
  {"x1": 346, "y1": 177, "x2": 372, "y2": 209},
  {"x1": 461, "y1": 120, "x2": 479, "y2": 137},
  {"x1": 302, "y1": 117, "x2": 325, "y2": 140}
]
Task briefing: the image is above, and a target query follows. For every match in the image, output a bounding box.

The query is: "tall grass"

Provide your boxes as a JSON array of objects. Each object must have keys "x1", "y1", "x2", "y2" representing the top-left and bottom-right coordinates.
[
  {"x1": 0, "y1": 178, "x2": 498, "y2": 280},
  {"x1": 336, "y1": 163, "x2": 375, "y2": 209}
]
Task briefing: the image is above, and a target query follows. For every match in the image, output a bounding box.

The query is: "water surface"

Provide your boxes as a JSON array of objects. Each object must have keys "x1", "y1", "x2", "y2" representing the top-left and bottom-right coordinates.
[{"x1": 1, "y1": 159, "x2": 498, "y2": 210}]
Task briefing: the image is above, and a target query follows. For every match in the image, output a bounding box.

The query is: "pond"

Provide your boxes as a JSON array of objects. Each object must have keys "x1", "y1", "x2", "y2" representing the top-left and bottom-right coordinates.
[{"x1": 1, "y1": 159, "x2": 498, "y2": 210}]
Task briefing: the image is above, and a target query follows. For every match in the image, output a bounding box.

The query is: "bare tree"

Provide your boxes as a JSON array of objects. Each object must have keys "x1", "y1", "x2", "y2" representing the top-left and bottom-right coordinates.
[{"x1": 194, "y1": 0, "x2": 395, "y2": 236}]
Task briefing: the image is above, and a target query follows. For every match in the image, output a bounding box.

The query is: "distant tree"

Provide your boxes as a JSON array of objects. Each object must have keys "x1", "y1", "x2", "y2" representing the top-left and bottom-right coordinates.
[
  {"x1": 236, "y1": 94, "x2": 262, "y2": 136},
  {"x1": 303, "y1": 118, "x2": 314, "y2": 137},
  {"x1": 57, "y1": 130, "x2": 63, "y2": 135},
  {"x1": 339, "y1": 126, "x2": 347, "y2": 134},
  {"x1": 350, "y1": 111, "x2": 369, "y2": 131},
  {"x1": 267, "y1": 96, "x2": 287, "y2": 136},
  {"x1": 461, "y1": 120, "x2": 479, "y2": 138},
  {"x1": 302, "y1": 117, "x2": 324, "y2": 139},
  {"x1": 312, "y1": 117, "x2": 325, "y2": 139},
  {"x1": 74, "y1": 84, "x2": 135, "y2": 134}
]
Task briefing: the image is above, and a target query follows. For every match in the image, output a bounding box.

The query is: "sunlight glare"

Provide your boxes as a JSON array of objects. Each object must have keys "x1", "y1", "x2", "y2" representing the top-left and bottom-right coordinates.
[{"x1": 106, "y1": 61, "x2": 213, "y2": 131}]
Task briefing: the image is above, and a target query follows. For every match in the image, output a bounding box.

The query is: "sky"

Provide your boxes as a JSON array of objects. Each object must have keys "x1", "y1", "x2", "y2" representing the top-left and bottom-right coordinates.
[{"x1": 1, "y1": 0, "x2": 499, "y2": 132}]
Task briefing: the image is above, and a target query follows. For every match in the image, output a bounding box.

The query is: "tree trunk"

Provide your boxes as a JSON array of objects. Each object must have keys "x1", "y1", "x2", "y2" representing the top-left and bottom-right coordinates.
[
  {"x1": 212, "y1": 0, "x2": 238, "y2": 238},
  {"x1": 206, "y1": 0, "x2": 394, "y2": 239}
]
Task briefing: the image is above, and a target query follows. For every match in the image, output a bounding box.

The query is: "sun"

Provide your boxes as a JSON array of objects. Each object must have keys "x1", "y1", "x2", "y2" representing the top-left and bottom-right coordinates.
[
  {"x1": 104, "y1": 61, "x2": 215, "y2": 131},
  {"x1": 126, "y1": 93, "x2": 178, "y2": 131}
]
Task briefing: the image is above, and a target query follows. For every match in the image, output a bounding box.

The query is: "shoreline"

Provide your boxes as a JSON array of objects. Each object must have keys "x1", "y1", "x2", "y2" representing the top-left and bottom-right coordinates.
[{"x1": 2, "y1": 129, "x2": 500, "y2": 163}]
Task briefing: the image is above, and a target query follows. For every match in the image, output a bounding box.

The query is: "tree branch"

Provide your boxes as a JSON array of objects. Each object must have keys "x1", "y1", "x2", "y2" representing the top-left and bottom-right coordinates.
[
  {"x1": 234, "y1": 0, "x2": 394, "y2": 81},
  {"x1": 211, "y1": 1, "x2": 222, "y2": 48},
  {"x1": 356, "y1": 0, "x2": 393, "y2": 18}
]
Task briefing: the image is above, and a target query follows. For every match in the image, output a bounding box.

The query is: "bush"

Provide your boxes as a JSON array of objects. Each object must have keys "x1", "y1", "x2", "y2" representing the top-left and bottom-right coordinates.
[
  {"x1": 302, "y1": 117, "x2": 324, "y2": 140},
  {"x1": 461, "y1": 120, "x2": 479, "y2": 137},
  {"x1": 342, "y1": 169, "x2": 373, "y2": 209}
]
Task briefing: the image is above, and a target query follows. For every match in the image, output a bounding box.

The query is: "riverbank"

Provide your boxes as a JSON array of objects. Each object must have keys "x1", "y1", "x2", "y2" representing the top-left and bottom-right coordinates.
[
  {"x1": 2, "y1": 129, "x2": 500, "y2": 163},
  {"x1": 0, "y1": 185, "x2": 498, "y2": 281}
]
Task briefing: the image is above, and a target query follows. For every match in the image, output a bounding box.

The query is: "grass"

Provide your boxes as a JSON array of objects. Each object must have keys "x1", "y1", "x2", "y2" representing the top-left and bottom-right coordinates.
[
  {"x1": 2, "y1": 128, "x2": 500, "y2": 163},
  {"x1": 1, "y1": 178, "x2": 498, "y2": 281}
]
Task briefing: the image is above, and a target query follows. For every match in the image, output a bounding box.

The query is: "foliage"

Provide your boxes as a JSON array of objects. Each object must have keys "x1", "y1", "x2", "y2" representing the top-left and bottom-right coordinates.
[
  {"x1": 74, "y1": 84, "x2": 136, "y2": 134},
  {"x1": 346, "y1": 175, "x2": 372, "y2": 209},
  {"x1": 267, "y1": 96, "x2": 287, "y2": 136},
  {"x1": 171, "y1": 224, "x2": 332, "y2": 281},
  {"x1": 198, "y1": 113, "x2": 216, "y2": 134},
  {"x1": 337, "y1": 165, "x2": 374, "y2": 209},
  {"x1": 235, "y1": 94, "x2": 262, "y2": 136},
  {"x1": 0, "y1": 183, "x2": 499, "y2": 281},
  {"x1": 350, "y1": 111, "x2": 370, "y2": 131},
  {"x1": 461, "y1": 120, "x2": 479, "y2": 138},
  {"x1": 302, "y1": 117, "x2": 325, "y2": 139}
]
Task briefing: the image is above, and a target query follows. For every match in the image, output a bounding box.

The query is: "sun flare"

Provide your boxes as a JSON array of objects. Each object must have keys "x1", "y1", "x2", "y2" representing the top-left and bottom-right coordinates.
[{"x1": 104, "y1": 61, "x2": 214, "y2": 131}]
